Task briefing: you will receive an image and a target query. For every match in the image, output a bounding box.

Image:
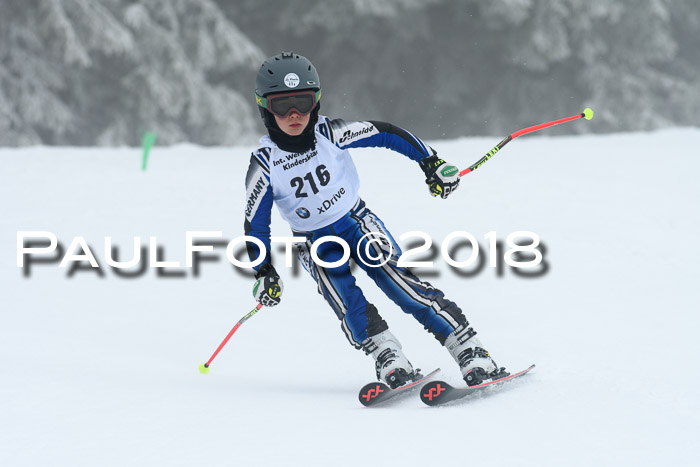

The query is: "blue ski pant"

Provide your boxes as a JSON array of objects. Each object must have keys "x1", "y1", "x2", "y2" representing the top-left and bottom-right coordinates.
[{"x1": 295, "y1": 199, "x2": 467, "y2": 348}]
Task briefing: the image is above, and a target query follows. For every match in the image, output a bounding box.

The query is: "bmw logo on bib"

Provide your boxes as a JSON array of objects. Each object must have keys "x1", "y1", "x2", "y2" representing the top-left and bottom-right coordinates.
[{"x1": 296, "y1": 207, "x2": 310, "y2": 219}]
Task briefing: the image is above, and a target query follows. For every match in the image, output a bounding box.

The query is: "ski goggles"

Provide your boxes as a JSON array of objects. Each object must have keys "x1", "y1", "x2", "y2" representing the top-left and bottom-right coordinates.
[{"x1": 255, "y1": 89, "x2": 321, "y2": 117}]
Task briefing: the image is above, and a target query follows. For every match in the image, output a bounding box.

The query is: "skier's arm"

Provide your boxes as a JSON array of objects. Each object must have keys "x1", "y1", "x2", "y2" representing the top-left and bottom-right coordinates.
[
  {"x1": 321, "y1": 118, "x2": 460, "y2": 199},
  {"x1": 322, "y1": 118, "x2": 435, "y2": 162},
  {"x1": 243, "y1": 151, "x2": 273, "y2": 271},
  {"x1": 244, "y1": 151, "x2": 284, "y2": 306}
]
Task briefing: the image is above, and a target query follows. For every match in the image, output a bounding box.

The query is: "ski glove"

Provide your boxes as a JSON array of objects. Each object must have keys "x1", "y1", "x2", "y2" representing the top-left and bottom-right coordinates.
[
  {"x1": 253, "y1": 263, "x2": 283, "y2": 307},
  {"x1": 419, "y1": 155, "x2": 460, "y2": 199}
]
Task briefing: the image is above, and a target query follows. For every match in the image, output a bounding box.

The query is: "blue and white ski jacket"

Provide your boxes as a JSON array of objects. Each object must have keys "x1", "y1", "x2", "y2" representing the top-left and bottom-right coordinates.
[{"x1": 243, "y1": 115, "x2": 436, "y2": 269}]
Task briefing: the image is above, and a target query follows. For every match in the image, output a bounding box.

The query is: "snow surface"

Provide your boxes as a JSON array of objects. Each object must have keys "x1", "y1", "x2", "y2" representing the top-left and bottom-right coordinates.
[{"x1": 1, "y1": 130, "x2": 699, "y2": 466}]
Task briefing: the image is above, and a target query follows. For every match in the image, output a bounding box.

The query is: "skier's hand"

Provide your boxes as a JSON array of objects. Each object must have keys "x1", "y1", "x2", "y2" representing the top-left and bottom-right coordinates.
[
  {"x1": 419, "y1": 155, "x2": 460, "y2": 199},
  {"x1": 253, "y1": 263, "x2": 283, "y2": 307}
]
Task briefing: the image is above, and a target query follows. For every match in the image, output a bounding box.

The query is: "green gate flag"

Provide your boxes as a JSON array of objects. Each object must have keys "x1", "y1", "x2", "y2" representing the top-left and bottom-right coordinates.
[{"x1": 141, "y1": 132, "x2": 157, "y2": 171}]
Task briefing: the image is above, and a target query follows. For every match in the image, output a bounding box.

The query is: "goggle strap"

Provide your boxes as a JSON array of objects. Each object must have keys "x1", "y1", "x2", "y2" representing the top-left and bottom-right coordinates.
[{"x1": 255, "y1": 93, "x2": 268, "y2": 108}]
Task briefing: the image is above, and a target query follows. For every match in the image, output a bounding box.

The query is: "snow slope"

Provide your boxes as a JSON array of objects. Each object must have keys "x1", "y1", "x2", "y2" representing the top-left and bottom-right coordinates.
[{"x1": 1, "y1": 129, "x2": 699, "y2": 466}]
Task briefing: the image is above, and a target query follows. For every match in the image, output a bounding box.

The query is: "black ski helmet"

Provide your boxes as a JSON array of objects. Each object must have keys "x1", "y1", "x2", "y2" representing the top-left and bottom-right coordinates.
[{"x1": 255, "y1": 52, "x2": 321, "y2": 105}]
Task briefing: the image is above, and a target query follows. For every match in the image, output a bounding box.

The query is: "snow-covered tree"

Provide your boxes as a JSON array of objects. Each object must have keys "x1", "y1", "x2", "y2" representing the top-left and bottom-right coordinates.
[
  {"x1": 1, "y1": 0, "x2": 698, "y2": 145},
  {"x1": 0, "y1": 0, "x2": 264, "y2": 146},
  {"x1": 225, "y1": 0, "x2": 700, "y2": 138},
  {"x1": 98, "y1": 0, "x2": 264, "y2": 145},
  {"x1": 0, "y1": 0, "x2": 133, "y2": 144}
]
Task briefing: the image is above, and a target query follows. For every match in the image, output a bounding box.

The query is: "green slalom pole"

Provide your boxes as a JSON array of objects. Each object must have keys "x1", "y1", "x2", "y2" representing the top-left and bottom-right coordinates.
[{"x1": 459, "y1": 108, "x2": 594, "y2": 176}]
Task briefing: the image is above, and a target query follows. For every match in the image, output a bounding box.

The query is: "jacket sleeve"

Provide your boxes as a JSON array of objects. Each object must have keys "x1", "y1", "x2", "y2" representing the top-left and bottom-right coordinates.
[
  {"x1": 318, "y1": 118, "x2": 436, "y2": 162},
  {"x1": 243, "y1": 149, "x2": 273, "y2": 272}
]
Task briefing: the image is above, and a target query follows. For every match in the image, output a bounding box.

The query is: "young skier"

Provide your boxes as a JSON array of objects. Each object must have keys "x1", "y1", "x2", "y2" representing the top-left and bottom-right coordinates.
[{"x1": 244, "y1": 52, "x2": 508, "y2": 388}]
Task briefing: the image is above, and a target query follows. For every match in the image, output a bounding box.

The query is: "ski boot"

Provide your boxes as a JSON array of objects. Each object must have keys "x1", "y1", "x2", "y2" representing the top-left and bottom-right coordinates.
[
  {"x1": 445, "y1": 324, "x2": 509, "y2": 386},
  {"x1": 362, "y1": 330, "x2": 418, "y2": 389}
]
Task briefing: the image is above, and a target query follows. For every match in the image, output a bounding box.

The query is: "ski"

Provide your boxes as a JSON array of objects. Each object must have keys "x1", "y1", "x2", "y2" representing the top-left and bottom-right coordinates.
[
  {"x1": 358, "y1": 368, "x2": 441, "y2": 407},
  {"x1": 420, "y1": 364, "x2": 535, "y2": 406}
]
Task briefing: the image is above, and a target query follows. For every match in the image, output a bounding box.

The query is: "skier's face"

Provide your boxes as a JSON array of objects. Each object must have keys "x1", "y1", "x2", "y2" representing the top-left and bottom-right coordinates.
[{"x1": 274, "y1": 110, "x2": 310, "y2": 136}]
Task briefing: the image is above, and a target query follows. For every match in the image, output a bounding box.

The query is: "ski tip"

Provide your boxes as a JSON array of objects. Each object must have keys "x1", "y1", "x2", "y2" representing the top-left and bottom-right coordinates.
[
  {"x1": 420, "y1": 380, "x2": 452, "y2": 406},
  {"x1": 358, "y1": 368, "x2": 442, "y2": 407},
  {"x1": 583, "y1": 108, "x2": 594, "y2": 120},
  {"x1": 358, "y1": 382, "x2": 390, "y2": 407}
]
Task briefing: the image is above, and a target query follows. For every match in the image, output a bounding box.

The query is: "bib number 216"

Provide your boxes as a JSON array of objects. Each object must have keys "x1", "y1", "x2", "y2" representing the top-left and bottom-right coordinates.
[{"x1": 290, "y1": 165, "x2": 331, "y2": 198}]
